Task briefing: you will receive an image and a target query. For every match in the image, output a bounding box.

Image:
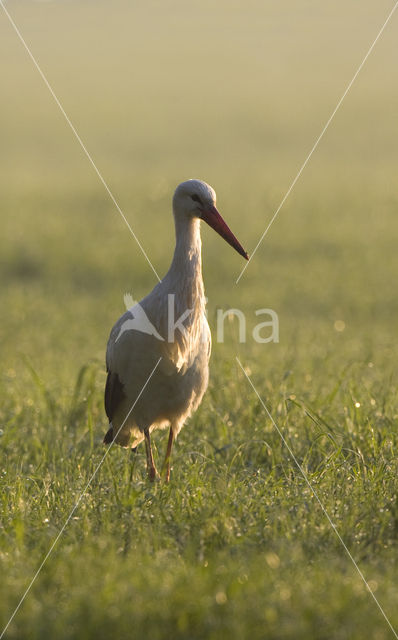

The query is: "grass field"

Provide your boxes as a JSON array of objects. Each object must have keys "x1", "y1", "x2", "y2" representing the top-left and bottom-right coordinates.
[{"x1": 1, "y1": 1, "x2": 398, "y2": 638}]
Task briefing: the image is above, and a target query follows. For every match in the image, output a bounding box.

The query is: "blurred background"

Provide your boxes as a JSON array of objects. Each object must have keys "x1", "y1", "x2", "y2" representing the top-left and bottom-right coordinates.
[{"x1": 0, "y1": 0, "x2": 397, "y2": 392}]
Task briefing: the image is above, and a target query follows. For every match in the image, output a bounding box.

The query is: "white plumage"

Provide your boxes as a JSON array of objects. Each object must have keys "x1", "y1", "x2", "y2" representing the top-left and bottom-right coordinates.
[{"x1": 104, "y1": 179, "x2": 248, "y2": 480}]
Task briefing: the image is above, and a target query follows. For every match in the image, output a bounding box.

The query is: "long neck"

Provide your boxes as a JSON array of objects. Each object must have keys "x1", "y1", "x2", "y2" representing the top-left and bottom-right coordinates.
[
  {"x1": 166, "y1": 215, "x2": 205, "y2": 316},
  {"x1": 169, "y1": 215, "x2": 202, "y2": 282}
]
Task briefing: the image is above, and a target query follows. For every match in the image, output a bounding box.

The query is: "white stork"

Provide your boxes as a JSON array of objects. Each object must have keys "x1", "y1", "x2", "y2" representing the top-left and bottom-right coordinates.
[{"x1": 104, "y1": 179, "x2": 248, "y2": 481}]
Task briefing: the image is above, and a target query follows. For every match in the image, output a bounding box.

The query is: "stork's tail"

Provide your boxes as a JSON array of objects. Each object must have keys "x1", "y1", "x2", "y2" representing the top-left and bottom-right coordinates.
[
  {"x1": 103, "y1": 425, "x2": 137, "y2": 451},
  {"x1": 103, "y1": 426, "x2": 114, "y2": 444}
]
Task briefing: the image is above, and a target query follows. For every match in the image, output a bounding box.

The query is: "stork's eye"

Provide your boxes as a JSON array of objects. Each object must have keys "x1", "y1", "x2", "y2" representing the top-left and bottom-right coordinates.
[{"x1": 191, "y1": 194, "x2": 202, "y2": 204}]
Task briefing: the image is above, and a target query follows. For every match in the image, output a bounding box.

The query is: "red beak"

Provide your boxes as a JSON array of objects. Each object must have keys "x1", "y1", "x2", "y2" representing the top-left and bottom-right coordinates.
[{"x1": 201, "y1": 205, "x2": 249, "y2": 260}]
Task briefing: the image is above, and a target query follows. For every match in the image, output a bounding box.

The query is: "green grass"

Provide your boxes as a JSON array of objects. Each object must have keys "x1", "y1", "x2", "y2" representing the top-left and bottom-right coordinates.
[{"x1": 1, "y1": 1, "x2": 398, "y2": 638}]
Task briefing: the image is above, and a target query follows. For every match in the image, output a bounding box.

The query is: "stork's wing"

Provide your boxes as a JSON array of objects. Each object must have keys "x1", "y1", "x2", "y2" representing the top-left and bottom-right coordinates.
[
  {"x1": 104, "y1": 310, "x2": 133, "y2": 426},
  {"x1": 104, "y1": 368, "x2": 126, "y2": 423}
]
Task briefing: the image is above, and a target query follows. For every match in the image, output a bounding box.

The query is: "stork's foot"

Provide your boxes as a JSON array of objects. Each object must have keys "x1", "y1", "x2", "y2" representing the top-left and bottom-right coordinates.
[
  {"x1": 161, "y1": 461, "x2": 170, "y2": 484},
  {"x1": 147, "y1": 464, "x2": 160, "y2": 482},
  {"x1": 144, "y1": 428, "x2": 160, "y2": 482},
  {"x1": 160, "y1": 459, "x2": 172, "y2": 483},
  {"x1": 164, "y1": 465, "x2": 171, "y2": 483},
  {"x1": 161, "y1": 427, "x2": 174, "y2": 483}
]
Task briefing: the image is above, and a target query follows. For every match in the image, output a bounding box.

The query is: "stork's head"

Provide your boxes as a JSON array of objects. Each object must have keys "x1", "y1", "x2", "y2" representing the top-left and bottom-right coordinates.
[{"x1": 173, "y1": 179, "x2": 248, "y2": 260}]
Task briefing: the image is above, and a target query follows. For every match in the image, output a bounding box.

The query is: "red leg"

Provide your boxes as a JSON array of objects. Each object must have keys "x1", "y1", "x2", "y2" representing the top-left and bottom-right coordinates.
[
  {"x1": 144, "y1": 428, "x2": 159, "y2": 481},
  {"x1": 162, "y1": 427, "x2": 174, "y2": 483}
]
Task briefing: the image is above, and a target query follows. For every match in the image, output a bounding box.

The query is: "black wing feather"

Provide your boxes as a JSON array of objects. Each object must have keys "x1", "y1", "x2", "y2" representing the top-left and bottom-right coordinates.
[{"x1": 104, "y1": 369, "x2": 126, "y2": 423}]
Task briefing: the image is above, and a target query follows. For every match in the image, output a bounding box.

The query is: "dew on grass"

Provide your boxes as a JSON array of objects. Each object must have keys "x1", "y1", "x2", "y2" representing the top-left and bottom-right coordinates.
[
  {"x1": 265, "y1": 552, "x2": 280, "y2": 569},
  {"x1": 334, "y1": 320, "x2": 345, "y2": 332},
  {"x1": 215, "y1": 591, "x2": 227, "y2": 605}
]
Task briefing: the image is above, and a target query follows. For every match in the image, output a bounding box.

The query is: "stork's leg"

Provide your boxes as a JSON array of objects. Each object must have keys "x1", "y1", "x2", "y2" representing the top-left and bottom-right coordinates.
[
  {"x1": 144, "y1": 428, "x2": 159, "y2": 481},
  {"x1": 161, "y1": 427, "x2": 174, "y2": 483}
]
